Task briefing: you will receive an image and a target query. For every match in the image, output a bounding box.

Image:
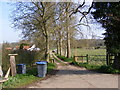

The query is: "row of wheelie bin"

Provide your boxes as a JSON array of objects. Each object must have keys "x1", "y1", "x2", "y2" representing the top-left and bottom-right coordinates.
[{"x1": 17, "y1": 61, "x2": 47, "y2": 77}]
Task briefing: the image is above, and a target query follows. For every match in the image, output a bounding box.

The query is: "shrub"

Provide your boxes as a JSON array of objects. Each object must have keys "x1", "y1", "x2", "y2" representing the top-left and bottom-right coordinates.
[{"x1": 98, "y1": 65, "x2": 120, "y2": 74}]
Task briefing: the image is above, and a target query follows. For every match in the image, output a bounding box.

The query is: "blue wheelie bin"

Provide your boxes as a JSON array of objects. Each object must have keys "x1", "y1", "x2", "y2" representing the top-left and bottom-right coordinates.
[
  {"x1": 36, "y1": 61, "x2": 47, "y2": 77},
  {"x1": 17, "y1": 64, "x2": 26, "y2": 74}
]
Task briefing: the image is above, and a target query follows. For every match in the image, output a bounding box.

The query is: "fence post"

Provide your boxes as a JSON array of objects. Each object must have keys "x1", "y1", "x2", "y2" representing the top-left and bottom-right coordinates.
[
  {"x1": 106, "y1": 53, "x2": 110, "y2": 65},
  {"x1": 86, "y1": 54, "x2": 88, "y2": 64},
  {"x1": 74, "y1": 56, "x2": 78, "y2": 62},
  {"x1": 74, "y1": 56, "x2": 75, "y2": 62}
]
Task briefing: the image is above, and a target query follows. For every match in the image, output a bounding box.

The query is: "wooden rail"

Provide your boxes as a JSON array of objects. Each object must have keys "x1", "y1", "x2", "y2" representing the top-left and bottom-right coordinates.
[
  {"x1": 74, "y1": 54, "x2": 88, "y2": 63},
  {"x1": 74, "y1": 54, "x2": 106, "y2": 64}
]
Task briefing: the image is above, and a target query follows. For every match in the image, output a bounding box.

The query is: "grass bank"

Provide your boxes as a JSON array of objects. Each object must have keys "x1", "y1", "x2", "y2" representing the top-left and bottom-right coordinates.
[
  {"x1": 2, "y1": 63, "x2": 56, "y2": 88},
  {"x1": 56, "y1": 54, "x2": 73, "y2": 63}
]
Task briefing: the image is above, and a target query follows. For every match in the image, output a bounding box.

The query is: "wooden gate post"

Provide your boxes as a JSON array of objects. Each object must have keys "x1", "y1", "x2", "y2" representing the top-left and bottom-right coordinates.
[
  {"x1": 8, "y1": 54, "x2": 18, "y2": 76},
  {"x1": 74, "y1": 56, "x2": 76, "y2": 62},
  {"x1": 106, "y1": 53, "x2": 109, "y2": 65},
  {"x1": 74, "y1": 56, "x2": 77, "y2": 62},
  {"x1": 86, "y1": 54, "x2": 89, "y2": 64}
]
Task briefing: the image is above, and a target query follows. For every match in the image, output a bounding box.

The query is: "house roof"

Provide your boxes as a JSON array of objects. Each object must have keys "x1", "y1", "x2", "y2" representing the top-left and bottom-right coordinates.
[{"x1": 23, "y1": 46, "x2": 30, "y2": 50}]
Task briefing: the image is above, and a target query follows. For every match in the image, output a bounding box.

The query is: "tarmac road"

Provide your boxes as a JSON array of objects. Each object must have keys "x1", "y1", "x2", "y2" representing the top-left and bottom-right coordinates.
[{"x1": 28, "y1": 63, "x2": 118, "y2": 88}]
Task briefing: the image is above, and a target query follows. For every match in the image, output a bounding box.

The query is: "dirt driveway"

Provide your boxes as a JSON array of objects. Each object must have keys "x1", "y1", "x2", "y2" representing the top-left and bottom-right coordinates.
[{"x1": 28, "y1": 62, "x2": 118, "y2": 88}]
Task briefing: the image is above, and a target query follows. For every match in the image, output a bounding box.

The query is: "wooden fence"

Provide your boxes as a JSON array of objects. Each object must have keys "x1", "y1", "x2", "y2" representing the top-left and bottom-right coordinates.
[
  {"x1": 74, "y1": 54, "x2": 106, "y2": 65},
  {"x1": 74, "y1": 54, "x2": 88, "y2": 63},
  {"x1": 106, "y1": 53, "x2": 115, "y2": 65}
]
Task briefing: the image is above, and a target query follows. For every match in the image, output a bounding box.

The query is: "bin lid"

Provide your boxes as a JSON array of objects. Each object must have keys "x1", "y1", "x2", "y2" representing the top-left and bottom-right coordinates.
[
  {"x1": 36, "y1": 61, "x2": 47, "y2": 65},
  {"x1": 17, "y1": 64, "x2": 26, "y2": 66}
]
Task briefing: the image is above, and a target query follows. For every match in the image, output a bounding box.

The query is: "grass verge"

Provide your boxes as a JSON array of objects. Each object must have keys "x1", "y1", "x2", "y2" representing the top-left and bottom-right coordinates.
[
  {"x1": 47, "y1": 63, "x2": 56, "y2": 73},
  {"x1": 72, "y1": 61, "x2": 120, "y2": 74},
  {"x1": 2, "y1": 74, "x2": 39, "y2": 88},
  {"x1": 56, "y1": 54, "x2": 73, "y2": 63},
  {"x1": 2, "y1": 63, "x2": 56, "y2": 88}
]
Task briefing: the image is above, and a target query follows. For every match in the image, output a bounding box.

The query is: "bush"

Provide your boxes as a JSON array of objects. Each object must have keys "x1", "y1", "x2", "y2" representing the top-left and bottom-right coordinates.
[
  {"x1": 14, "y1": 50, "x2": 37, "y2": 66},
  {"x1": 98, "y1": 65, "x2": 120, "y2": 74}
]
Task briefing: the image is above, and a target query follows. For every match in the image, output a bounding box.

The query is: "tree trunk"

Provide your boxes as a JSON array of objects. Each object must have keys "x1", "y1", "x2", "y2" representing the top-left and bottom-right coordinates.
[
  {"x1": 44, "y1": 26, "x2": 50, "y2": 62},
  {"x1": 59, "y1": 37, "x2": 63, "y2": 56},
  {"x1": 67, "y1": 30, "x2": 71, "y2": 58},
  {"x1": 45, "y1": 35, "x2": 50, "y2": 62},
  {"x1": 57, "y1": 40, "x2": 60, "y2": 54},
  {"x1": 66, "y1": 3, "x2": 71, "y2": 58}
]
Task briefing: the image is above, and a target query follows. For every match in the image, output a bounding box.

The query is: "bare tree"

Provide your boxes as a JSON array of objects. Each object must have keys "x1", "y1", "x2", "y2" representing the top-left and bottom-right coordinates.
[
  {"x1": 12, "y1": 2, "x2": 56, "y2": 61},
  {"x1": 11, "y1": 1, "x2": 93, "y2": 60}
]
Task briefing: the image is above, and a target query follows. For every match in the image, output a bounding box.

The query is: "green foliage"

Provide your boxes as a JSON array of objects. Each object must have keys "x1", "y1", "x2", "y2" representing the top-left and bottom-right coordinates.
[
  {"x1": 92, "y1": 2, "x2": 120, "y2": 54},
  {"x1": 3, "y1": 74, "x2": 39, "y2": 88},
  {"x1": 98, "y1": 65, "x2": 120, "y2": 74},
  {"x1": 26, "y1": 67, "x2": 37, "y2": 76},
  {"x1": 47, "y1": 63, "x2": 56, "y2": 73},
  {"x1": 14, "y1": 50, "x2": 37, "y2": 66},
  {"x1": 72, "y1": 61, "x2": 100, "y2": 70},
  {"x1": 92, "y1": 2, "x2": 120, "y2": 69},
  {"x1": 2, "y1": 42, "x2": 37, "y2": 71},
  {"x1": 2, "y1": 46, "x2": 41, "y2": 72},
  {"x1": 72, "y1": 60, "x2": 120, "y2": 74},
  {"x1": 56, "y1": 54, "x2": 73, "y2": 63},
  {"x1": 19, "y1": 43, "x2": 29, "y2": 49},
  {"x1": 53, "y1": 57, "x2": 62, "y2": 63}
]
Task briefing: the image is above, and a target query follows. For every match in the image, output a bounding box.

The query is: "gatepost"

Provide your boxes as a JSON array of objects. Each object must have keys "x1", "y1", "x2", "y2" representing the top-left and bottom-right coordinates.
[{"x1": 8, "y1": 54, "x2": 18, "y2": 76}]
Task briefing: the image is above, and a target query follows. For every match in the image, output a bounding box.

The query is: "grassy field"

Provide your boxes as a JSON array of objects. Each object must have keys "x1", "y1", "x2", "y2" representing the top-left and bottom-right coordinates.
[
  {"x1": 71, "y1": 48, "x2": 106, "y2": 56},
  {"x1": 71, "y1": 49, "x2": 106, "y2": 65}
]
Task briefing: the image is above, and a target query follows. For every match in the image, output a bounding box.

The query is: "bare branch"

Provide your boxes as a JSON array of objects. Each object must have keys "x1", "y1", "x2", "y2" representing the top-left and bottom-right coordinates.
[{"x1": 69, "y1": 0, "x2": 85, "y2": 17}]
